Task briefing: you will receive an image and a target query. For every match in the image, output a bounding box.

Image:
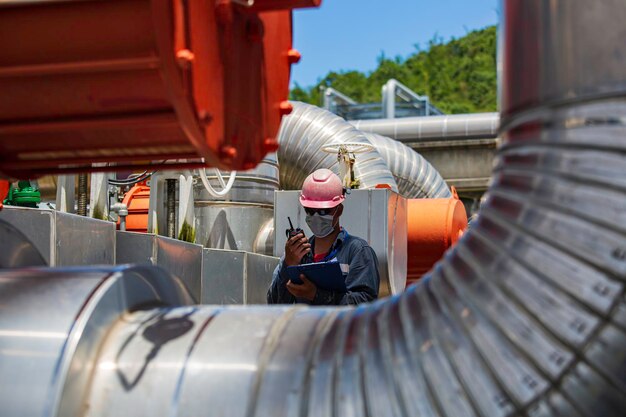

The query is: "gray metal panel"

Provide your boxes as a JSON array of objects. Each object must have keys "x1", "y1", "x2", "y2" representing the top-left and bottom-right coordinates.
[
  {"x1": 0, "y1": 220, "x2": 46, "y2": 268},
  {"x1": 274, "y1": 189, "x2": 407, "y2": 296},
  {"x1": 194, "y1": 205, "x2": 273, "y2": 253},
  {"x1": 201, "y1": 249, "x2": 246, "y2": 304},
  {"x1": 55, "y1": 209, "x2": 115, "y2": 265},
  {"x1": 0, "y1": 207, "x2": 53, "y2": 265},
  {"x1": 116, "y1": 231, "x2": 203, "y2": 303},
  {"x1": 0, "y1": 206, "x2": 115, "y2": 266},
  {"x1": 245, "y1": 252, "x2": 280, "y2": 304},
  {"x1": 155, "y1": 236, "x2": 203, "y2": 302},
  {"x1": 115, "y1": 231, "x2": 156, "y2": 265},
  {"x1": 200, "y1": 249, "x2": 279, "y2": 305},
  {"x1": 388, "y1": 192, "x2": 407, "y2": 294}
]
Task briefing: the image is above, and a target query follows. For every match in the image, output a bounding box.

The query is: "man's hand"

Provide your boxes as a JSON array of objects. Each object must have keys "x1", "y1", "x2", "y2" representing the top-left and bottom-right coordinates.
[
  {"x1": 287, "y1": 274, "x2": 317, "y2": 301},
  {"x1": 284, "y1": 233, "x2": 310, "y2": 266}
]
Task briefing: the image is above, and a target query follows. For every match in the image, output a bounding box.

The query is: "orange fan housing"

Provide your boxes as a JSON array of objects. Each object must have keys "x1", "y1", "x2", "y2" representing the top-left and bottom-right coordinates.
[{"x1": 0, "y1": 0, "x2": 321, "y2": 179}]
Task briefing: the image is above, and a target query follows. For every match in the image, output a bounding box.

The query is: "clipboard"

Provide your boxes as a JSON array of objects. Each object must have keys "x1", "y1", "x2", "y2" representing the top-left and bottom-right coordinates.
[{"x1": 286, "y1": 261, "x2": 346, "y2": 293}]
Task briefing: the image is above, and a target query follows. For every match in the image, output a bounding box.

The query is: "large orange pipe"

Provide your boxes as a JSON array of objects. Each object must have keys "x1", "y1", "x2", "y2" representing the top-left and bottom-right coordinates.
[{"x1": 406, "y1": 196, "x2": 468, "y2": 285}]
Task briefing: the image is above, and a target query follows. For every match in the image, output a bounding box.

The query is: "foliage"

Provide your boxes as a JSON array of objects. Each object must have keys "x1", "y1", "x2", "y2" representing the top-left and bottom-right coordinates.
[{"x1": 290, "y1": 26, "x2": 497, "y2": 114}]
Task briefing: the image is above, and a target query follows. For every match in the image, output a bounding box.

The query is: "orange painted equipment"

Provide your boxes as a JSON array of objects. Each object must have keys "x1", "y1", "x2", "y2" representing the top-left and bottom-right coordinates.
[
  {"x1": 118, "y1": 184, "x2": 151, "y2": 233},
  {"x1": 406, "y1": 196, "x2": 468, "y2": 286},
  {"x1": 0, "y1": 0, "x2": 320, "y2": 179}
]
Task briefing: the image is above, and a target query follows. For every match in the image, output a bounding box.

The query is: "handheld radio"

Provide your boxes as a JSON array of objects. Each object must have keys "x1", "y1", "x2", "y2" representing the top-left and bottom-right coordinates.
[{"x1": 286, "y1": 216, "x2": 304, "y2": 239}]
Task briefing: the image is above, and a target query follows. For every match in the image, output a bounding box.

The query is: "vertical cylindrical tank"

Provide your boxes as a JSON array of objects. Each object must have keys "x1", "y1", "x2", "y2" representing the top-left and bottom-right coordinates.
[{"x1": 193, "y1": 154, "x2": 279, "y2": 255}]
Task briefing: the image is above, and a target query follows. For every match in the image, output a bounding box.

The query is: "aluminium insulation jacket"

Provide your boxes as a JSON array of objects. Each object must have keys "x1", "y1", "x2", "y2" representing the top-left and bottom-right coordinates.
[
  {"x1": 363, "y1": 131, "x2": 451, "y2": 198},
  {"x1": 351, "y1": 112, "x2": 500, "y2": 143},
  {"x1": 277, "y1": 101, "x2": 400, "y2": 193},
  {"x1": 278, "y1": 101, "x2": 451, "y2": 199},
  {"x1": 0, "y1": 1, "x2": 625, "y2": 416}
]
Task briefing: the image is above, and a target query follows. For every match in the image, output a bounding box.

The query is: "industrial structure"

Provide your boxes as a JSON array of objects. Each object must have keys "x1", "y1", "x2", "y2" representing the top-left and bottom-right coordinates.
[
  {"x1": 353, "y1": 111, "x2": 499, "y2": 216},
  {"x1": 323, "y1": 79, "x2": 499, "y2": 216},
  {"x1": 322, "y1": 79, "x2": 445, "y2": 120},
  {"x1": 1, "y1": 0, "x2": 625, "y2": 416},
  {"x1": 322, "y1": 79, "x2": 499, "y2": 216}
]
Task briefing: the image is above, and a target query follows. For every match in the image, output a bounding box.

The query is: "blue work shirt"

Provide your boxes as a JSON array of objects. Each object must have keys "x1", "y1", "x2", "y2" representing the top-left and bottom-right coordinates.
[{"x1": 267, "y1": 228, "x2": 380, "y2": 305}]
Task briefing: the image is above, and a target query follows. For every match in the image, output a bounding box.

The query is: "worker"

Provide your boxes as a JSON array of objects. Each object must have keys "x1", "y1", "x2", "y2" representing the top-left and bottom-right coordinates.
[{"x1": 267, "y1": 168, "x2": 380, "y2": 305}]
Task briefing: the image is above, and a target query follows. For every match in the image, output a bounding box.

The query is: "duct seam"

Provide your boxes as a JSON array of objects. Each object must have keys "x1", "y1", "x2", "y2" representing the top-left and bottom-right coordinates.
[
  {"x1": 473, "y1": 212, "x2": 621, "y2": 320},
  {"x1": 490, "y1": 167, "x2": 626, "y2": 235},
  {"x1": 169, "y1": 308, "x2": 220, "y2": 415},
  {"x1": 294, "y1": 310, "x2": 342, "y2": 417}
]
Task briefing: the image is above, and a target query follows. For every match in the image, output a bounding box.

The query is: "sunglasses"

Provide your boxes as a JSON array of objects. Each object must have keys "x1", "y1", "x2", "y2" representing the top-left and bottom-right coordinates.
[{"x1": 304, "y1": 207, "x2": 337, "y2": 216}]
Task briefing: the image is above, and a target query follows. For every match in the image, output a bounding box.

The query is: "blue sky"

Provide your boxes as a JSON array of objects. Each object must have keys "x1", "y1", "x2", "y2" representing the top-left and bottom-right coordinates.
[{"x1": 291, "y1": 0, "x2": 499, "y2": 88}]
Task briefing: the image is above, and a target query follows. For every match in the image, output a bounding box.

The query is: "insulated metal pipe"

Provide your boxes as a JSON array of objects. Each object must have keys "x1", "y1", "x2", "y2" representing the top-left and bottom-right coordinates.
[
  {"x1": 363, "y1": 132, "x2": 451, "y2": 198},
  {"x1": 0, "y1": 219, "x2": 46, "y2": 268},
  {"x1": 1, "y1": 2, "x2": 625, "y2": 417},
  {"x1": 110, "y1": 202, "x2": 128, "y2": 232},
  {"x1": 352, "y1": 112, "x2": 500, "y2": 142},
  {"x1": 277, "y1": 101, "x2": 399, "y2": 192},
  {"x1": 278, "y1": 102, "x2": 450, "y2": 199}
]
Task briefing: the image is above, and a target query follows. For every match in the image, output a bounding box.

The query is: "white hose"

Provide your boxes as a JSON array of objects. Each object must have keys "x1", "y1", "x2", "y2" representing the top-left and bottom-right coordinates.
[{"x1": 198, "y1": 168, "x2": 237, "y2": 198}]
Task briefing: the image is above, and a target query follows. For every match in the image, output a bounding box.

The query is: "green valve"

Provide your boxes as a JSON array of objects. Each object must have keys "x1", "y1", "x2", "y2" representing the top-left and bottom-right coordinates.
[{"x1": 3, "y1": 180, "x2": 41, "y2": 208}]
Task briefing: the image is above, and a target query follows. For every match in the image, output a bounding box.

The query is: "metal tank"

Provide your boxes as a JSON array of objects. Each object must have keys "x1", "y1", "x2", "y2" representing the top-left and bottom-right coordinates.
[{"x1": 193, "y1": 154, "x2": 279, "y2": 255}]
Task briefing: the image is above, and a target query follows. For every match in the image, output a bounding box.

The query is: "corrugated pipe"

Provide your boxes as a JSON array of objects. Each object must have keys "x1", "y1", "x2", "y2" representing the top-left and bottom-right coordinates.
[
  {"x1": 1, "y1": 1, "x2": 626, "y2": 416},
  {"x1": 278, "y1": 101, "x2": 450, "y2": 199},
  {"x1": 277, "y1": 101, "x2": 399, "y2": 192},
  {"x1": 352, "y1": 112, "x2": 500, "y2": 142},
  {"x1": 363, "y1": 131, "x2": 451, "y2": 198}
]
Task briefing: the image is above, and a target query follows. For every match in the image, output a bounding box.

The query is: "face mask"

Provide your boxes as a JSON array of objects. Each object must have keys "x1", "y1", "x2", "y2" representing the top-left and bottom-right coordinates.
[{"x1": 305, "y1": 212, "x2": 336, "y2": 238}]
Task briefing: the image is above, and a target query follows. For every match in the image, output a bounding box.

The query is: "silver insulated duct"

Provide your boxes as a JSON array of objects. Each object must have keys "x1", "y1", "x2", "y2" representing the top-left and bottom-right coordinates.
[
  {"x1": 1, "y1": 1, "x2": 625, "y2": 416},
  {"x1": 362, "y1": 131, "x2": 451, "y2": 198},
  {"x1": 352, "y1": 112, "x2": 500, "y2": 142},
  {"x1": 277, "y1": 101, "x2": 399, "y2": 192},
  {"x1": 278, "y1": 101, "x2": 450, "y2": 199}
]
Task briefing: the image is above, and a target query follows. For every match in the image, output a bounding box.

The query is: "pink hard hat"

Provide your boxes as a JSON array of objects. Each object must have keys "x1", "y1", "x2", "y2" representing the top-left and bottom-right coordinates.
[{"x1": 299, "y1": 169, "x2": 345, "y2": 209}]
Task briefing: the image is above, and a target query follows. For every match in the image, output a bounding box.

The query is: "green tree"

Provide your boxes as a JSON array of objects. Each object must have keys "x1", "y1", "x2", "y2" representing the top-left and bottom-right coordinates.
[{"x1": 291, "y1": 25, "x2": 497, "y2": 114}]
